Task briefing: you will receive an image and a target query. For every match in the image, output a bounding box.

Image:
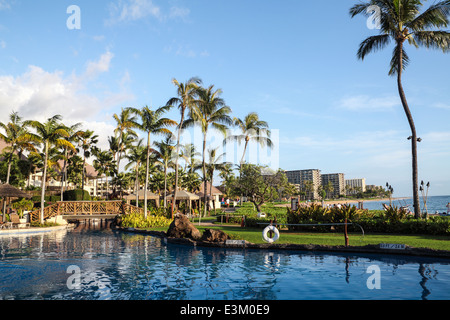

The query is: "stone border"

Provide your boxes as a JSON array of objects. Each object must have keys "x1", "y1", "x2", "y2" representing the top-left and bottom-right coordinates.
[
  {"x1": 116, "y1": 227, "x2": 450, "y2": 259},
  {"x1": 0, "y1": 225, "x2": 69, "y2": 236}
]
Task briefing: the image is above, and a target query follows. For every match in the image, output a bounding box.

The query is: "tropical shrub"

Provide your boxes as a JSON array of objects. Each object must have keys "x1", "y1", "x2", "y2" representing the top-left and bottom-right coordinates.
[{"x1": 119, "y1": 212, "x2": 172, "y2": 229}]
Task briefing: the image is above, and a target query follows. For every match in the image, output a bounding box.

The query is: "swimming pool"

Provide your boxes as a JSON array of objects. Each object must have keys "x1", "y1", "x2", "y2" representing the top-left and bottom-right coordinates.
[{"x1": 1, "y1": 223, "x2": 449, "y2": 300}]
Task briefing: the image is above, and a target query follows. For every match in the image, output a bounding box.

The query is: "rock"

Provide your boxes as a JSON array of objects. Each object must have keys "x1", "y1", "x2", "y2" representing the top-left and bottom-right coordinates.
[
  {"x1": 200, "y1": 228, "x2": 230, "y2": 243},
  {"x1": 166, "y1": 214, "x2": 202, "y2": 241}
]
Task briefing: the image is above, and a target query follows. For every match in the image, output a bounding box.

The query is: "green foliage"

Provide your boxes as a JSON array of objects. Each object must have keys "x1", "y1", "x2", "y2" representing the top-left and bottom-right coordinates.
[
  {"x1": 119, "y1": 213, "x2": 172, "y2": 229},
  {"x1": 11, "y1": 198, "x2": 34, "y2": 217},
  {"x1": 63, "y1": 189, "x2": 91, "y2": 201}
]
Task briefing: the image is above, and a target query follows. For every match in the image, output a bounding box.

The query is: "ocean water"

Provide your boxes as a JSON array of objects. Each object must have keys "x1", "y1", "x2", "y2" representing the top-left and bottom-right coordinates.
[{"x1": 361, "y1": 195, "x2": 450, "y2": 214}]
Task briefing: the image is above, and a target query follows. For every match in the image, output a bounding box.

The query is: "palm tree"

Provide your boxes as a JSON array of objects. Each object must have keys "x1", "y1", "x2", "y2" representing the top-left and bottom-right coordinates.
[
  {"x1": 350, "y1": 0, "x2": 450, "y2": 218},
  {"x1": 59, "y1": 123, "x2": 83, "y2": 201},
  {"x1": 29, "y1": 115, "x2": 75, "y2": 224},
  {"x1": 93, "y1": 150, "x2": 115, "y2": 199},
  {"x1": 125, "y1": 139, "x2": 146, "y2": 206},
  {"x1": 205, "y1": 147, "x2": 228, "y2": 212},
  {"x1": 166, "y1": 77, "x2": 202, "y2": 217},
  {"x1": 153, "y1": 136, "x2": 176, "y2": 209},
  {"x1": 113, "y1": 108, "x2": 139, "y2": 172},
  {"x1": 0, "y1": 112, "x2": 39, "y2": 221},
  {"x1": 129, "y1": 106, "x2": 176, "y2": 217},
  {"x1": 77, "y1": 130, "x2": 99, "y2": 193},
  {"x1": 184, "y1": 84, "x2": 233, "y2": 218},
  {"x1": 226, "y1": 112, "x2": 273, "y2": 165},
  {"x1": 0, "y1": 111, "x2": 39, "y2": 184}
]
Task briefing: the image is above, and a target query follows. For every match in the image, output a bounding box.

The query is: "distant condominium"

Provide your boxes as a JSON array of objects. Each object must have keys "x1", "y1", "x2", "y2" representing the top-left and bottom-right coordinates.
[
  {"x1": 285, "y1": 169, "x2": 321, "y2": 200},
  {"x1": 321, "y1": 173, "x2": 345, "y2": 199},
  {"x1": 345, "y1": 178, "x2": 366, "y2": 194}
]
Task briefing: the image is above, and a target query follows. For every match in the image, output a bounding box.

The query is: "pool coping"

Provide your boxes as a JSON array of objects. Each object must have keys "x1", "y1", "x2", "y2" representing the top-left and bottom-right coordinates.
[
  {"x1": 0, "y1": 225, "x2": 69, "y2": 236},
  {"x1": 116, "y1": 227, "x2": 450, "y2": 259}
]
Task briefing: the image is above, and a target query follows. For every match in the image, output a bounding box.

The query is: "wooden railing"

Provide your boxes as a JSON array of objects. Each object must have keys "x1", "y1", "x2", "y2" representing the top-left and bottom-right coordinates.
[{"x1": 29, "y1": 201, "x2": 145, "y2": 222}]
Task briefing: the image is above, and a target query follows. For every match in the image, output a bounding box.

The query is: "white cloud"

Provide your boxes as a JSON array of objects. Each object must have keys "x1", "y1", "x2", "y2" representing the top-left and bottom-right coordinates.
[
  {"x1": 106, "y1": 0, "x2": 162, "y2": 24},
  {"x1": 106, "y1": 0, "x2": 190, "y2": 25},
  {"x1": 84, "y1": 51, "x2": 114, "y2": 79},
  {"x1": 433, "y1": 102, "x2": 450, "y2": 110},
  {"x1": 0, "y1": 51, "x2": 134, "y2": 131},
  {"x1": 0, "y1": 0, "x2": 12, "y2": 10},
  {"x1": 338, "y1": 95, "x2": 400, "y2": 111}
]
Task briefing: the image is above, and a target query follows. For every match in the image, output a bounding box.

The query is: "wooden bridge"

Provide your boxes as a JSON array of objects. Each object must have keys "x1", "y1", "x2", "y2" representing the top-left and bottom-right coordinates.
[{"x1": 29, "y1": 201, "x2": 145, "y2": 222}]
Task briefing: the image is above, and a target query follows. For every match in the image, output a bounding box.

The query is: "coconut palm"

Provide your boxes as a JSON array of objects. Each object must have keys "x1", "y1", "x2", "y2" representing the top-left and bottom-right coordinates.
[
  {"x1": 125, "y1": 139, "x2": 146, "y2": 206},
  {"x1": 226, "y1": 112, "x2": 273, "y2": 165},
  {"x1": 184, "y1": 84, "x2": 233, "y2": 218},
  {"x1": 129, "y1": 106, "x2": 176, "y2": 217},
  {"x1": 350, "y1": 0, "x2": 450, "y2": 218},
  {"x1": 205, "y1": 147, "x2": 229, "y2": 212},
  {"x1": 166, "y1": 77, "x2": 202, "y2": 217},
  {"x1": 152, "y1": 136, "x2": 176, "y2": 209},
  {"x1": 29, "y1": 115, "x2": 76, "y2": 224},
  {"x1": 113, "y1": 108, "x2": 139, "y2": 172},
  {"x1": 0, "y1": 111, "x2": 39, "y2": 184},
  {"x1": 93, "y1": 149, "x2": 116, "y2": 199},
  {"x1": 77, "y1": 130, "x2": 99, "y2": 193},
  {"x1": 59, "y1": 123, "x2": 83, "y2": 201}
]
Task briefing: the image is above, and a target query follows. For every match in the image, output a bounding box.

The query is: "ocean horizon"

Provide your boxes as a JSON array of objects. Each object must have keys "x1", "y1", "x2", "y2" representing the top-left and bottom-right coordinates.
[{"x1": 362, "y1": 195, "x2": 450, "y2": 213}]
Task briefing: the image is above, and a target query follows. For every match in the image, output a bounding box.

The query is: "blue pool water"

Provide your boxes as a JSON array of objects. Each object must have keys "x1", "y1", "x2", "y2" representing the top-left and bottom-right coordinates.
[{"x1": 0, "y1": 222, "x2": 449, "y2": 300}]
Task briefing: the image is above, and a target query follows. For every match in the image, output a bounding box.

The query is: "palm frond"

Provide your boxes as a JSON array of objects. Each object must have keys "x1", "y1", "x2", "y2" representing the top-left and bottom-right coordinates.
[
  {"x1": 357, "y1": 34, "x2": 391, "y2": 60},
  {"x1": 413, "y1": 30, "x2": 450, "y2": 51},
  {"x1": 389, "y1": 43, "x2": 410, "y2": 75},
  {"x1": 407, "y1": 0, "x2": 450, "y2": 31}
]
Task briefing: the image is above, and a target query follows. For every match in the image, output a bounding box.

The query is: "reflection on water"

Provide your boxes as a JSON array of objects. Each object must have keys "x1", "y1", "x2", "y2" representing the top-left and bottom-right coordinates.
[{"x1": 0, "y1": 221, "x2": 449, "y2": 300}]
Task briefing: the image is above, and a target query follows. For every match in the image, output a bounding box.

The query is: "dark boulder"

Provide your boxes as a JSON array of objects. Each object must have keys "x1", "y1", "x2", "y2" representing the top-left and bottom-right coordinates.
[
  {"x1": 200, "y1": 228, "x2": 230, "y2": 243},
  {"x1": 166, "y1": 214, "x2": 201, "y2": 241}
]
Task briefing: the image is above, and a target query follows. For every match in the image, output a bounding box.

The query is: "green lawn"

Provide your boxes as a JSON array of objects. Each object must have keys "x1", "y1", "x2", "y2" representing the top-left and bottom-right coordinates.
[{"x1": 149, "y1": 224, "x2": 450, "y2": 251}]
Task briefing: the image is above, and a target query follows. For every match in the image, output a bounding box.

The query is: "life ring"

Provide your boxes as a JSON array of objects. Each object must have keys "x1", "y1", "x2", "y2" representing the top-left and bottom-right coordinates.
[{"x1": 262, "y1": 225, "x2": 280, "y2": 243}]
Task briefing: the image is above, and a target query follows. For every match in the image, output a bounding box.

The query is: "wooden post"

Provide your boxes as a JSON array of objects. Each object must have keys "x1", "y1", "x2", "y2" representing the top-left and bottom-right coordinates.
[{"x1": 344, "y1": 218, "x2": 349, "y2": 247}]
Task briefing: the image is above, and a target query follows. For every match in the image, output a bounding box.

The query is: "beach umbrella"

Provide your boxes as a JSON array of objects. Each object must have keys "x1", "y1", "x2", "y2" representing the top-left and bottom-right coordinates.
[{"x1": 1, "y1": 183, "x2": 31, "y2": 222}]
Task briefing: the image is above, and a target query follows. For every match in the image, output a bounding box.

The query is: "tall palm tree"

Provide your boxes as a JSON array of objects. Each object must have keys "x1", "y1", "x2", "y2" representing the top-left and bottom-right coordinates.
[
  {"x1": 29, "y1": 115, "x2": 75, "y2": 224},
  {"x1": 59, "y1": 123, "x2": 83, "y2": 201},
  {"x1": 77, "y1": 130, "x2": 99, "y2": 194},
  {"x1": 226, "y1": 112, "x2": 273, "y2": 165},
  {"x1": 0, "y1": 111, "x2": 39, "y2": 184},
  {"x1": 129, "y1": 106, "x2": 176, "y2": 217},
  {"x1": 93, "y1": 149, "x2": 115, "y2": 199},
  {"x1": 166, "y1": 77, "x2": 202, "y2": 218},
  {"x1": 205, "y1": 147, "x2": 228, "y2": 212},
  {"x1": 153, "y1": 136, "x2": 176, "y2": 209},
  {"x1": 125, "y1": 139, "x2": 146, "y2": 207},
  {"x1": 184, "y1": 85, "x2": 233, "y2": 218},
  {"x1": 113, "y1": 108, "x2": 139, "y2": 172},
  {"x1": 350, "y1": 0, "x2": 450, "y2": 218}
]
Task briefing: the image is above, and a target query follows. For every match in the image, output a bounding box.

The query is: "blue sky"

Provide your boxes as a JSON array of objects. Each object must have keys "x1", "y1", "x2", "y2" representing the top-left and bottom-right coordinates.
[{"x1": 0, "y1": 0, "x2": 449, "y2": 197}]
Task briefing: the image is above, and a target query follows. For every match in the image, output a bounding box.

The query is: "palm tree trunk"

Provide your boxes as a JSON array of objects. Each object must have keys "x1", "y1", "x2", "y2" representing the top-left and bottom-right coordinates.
[
  {"x1": 164, "y1": 166, "x2": 167, "y2": 209},
  {"x1": 40, "y1": 142, "x2": 49, "y2": 224},
  {"x1": 202, "y1": 132, "x2": 207, "y2": 219},
  {"x1": 144, "y1": 131, "x2": 150, "y2": 218},
  {"x1": 171, "y1": 113, "x2": 184, "y2": 218},
  {"x1": 397, "y1": 42, "x2": 421, "y2": 219}
]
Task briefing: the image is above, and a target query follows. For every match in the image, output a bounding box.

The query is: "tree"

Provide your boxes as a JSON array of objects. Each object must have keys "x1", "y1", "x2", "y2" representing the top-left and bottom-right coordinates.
[
  {"x1": 350, "y1": 0, "x2": 450, "y2": 218},
  {"x1": 166, "y1": 77, "x2": 202, "y2": 218},
  {"x1": 59, "y1": 123, "x2": 83, "y2": 201},
  {"x1": 226, "y1": 112, "x2": 273, "y2": 165},
  {"x1": 184, "y1": 84, "x2": 233, "y2": 218},
  {"x1": 233, "y1": 164, "x2": 290, "y2": 212},
  {"x1": 29, "y1": 115, "x2": 75, "y2": 224},
  {"x1": 153, "y1": 136, "x2": 176, "y2": 209},
  {"x1": 125, "y1": 139, "x2": 146, "y2": 206},
  {"x1": 0, "y1": 111, "x2": 39, "y2": 184},
  {"x1": 205, "y1": 147, "x2": 228, "y2": 211},
  {"x1": 129, "y1": 105, "x2": 176, "y2": 217},
  {"x1": 77, "y1": 130, "x2": 99, "y2": 193},
  {"x1": 113, "y1": 108, "x2": 139, "y2": 173},
  {"x1": 93, "y1": 149, "x2": 116, "y2": 199}
]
